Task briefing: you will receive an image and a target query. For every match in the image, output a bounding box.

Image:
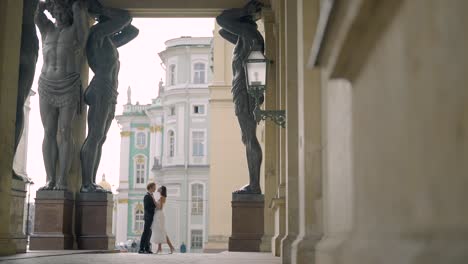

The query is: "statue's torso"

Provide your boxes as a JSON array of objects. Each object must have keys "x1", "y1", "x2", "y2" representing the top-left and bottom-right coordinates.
[
  {"x1": 41, "y1": 25, "x2": 82, "y2": 80},
  {"x1": 87, "y1": 34, "x2": 120, "y2": 84}
]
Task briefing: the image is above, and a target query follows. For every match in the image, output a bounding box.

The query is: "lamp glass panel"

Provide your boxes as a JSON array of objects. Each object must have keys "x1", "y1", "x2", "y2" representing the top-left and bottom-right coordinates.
[{"x1": 246, "y1": 51, "x2": 267, "y2": 86}]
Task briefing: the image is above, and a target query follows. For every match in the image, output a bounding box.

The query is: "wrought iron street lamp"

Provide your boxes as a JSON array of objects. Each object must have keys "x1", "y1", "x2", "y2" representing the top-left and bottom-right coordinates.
[{"x1": 244, "y1": 49, "x2": 286, "y2": 128}]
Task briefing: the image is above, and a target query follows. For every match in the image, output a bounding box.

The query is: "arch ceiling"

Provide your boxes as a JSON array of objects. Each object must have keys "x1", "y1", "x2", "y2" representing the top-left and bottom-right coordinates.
[{"x1": 100, "y1": 0, "x2": 270, "y2": 17}]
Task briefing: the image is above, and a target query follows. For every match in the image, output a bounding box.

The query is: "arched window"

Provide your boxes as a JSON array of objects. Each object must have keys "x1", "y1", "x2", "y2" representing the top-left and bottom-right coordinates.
[
  {"x1": 169, "y1": 64, "x2": 176, "y2": 85},
  {"x1": 135, "y1": 155, "x2": 146, "y2": 184},
  {"x1": 193, "y1": 63, "x2": 206, "y2": 84},
  {"x1": 135, "y1": 206, "x2": 144, "y2": 233},
  {"x1": 136, "y1": 132, "x2": 146, "y2": 148},
  {"x1": 168, "y1": 130, "x2": 175, "y2": 157},
  {"x1": 191, "y1": 183, "x2": 203, "y2": 215}
]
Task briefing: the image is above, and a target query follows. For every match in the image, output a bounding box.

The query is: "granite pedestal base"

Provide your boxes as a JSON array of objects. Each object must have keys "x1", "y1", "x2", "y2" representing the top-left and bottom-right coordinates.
[
  {"x1": 229, "y1": 193, "x2": 264, "y2": 252},
  {"x1": 30, "y1": 191, "x2": 74, "y2": 250},
  {"x1": 76, "y1": 192, "x2": 115, "y2": 250}
]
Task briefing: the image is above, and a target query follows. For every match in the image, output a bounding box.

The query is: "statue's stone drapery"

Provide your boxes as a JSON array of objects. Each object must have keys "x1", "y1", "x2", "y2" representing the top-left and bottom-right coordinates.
[{"x1": 216, "y1": 0, "x2": 265, "y2": 194}]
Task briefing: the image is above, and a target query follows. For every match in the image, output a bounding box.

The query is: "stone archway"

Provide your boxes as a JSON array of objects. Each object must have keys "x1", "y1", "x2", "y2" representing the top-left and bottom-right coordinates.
[{"x1": 0, "y1": 0, "x2": 282, "y2": 256}]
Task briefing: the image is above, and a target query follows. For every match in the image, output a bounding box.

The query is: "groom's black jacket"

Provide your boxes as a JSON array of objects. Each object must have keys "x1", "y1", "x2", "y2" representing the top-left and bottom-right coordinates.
[{"x1": 143, "y1": 192, "x2": 156, "y2": 221}]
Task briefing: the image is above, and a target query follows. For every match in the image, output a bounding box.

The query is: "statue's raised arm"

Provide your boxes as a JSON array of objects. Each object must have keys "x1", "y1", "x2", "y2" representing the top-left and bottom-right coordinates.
[
  {"x1": 34, "y1": 1, "x2": 53, "y2": 36},
  {"x1": 72, "y1": 0, "x2": 89, "y2": 49},
  {"x1": 216, "y1": 0, "x2": 263, "y2": 40}
]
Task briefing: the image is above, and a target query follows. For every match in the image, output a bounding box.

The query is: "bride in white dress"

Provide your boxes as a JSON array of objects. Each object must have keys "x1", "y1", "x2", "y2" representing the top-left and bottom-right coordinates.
[{"x1": 150, "y1": 186, "x2": 176, "y2": 254}]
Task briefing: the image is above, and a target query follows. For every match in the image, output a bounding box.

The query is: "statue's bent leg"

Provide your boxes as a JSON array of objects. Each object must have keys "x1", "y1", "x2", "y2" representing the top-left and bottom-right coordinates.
[
  {"x1": 80, "y1": 100, "x2": 112, "y2": 193},
  {"x1": 39, "y1": 98, "x2": 59, "y2": 190},
  {"x1": 91, "y1": 104, "x2": 115, "y2": 184},
  {"x1": 55, "y1": 104, "x2": 77, "y2": 190}
]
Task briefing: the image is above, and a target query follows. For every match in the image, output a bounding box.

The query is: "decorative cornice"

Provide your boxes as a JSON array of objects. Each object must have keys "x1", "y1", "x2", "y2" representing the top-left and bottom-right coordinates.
[{"x1": 120, "y1": 131, "x2": 132, "y2": 137}]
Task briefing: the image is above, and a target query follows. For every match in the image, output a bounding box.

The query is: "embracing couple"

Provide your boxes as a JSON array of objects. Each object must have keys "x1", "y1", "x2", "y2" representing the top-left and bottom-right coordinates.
[{"x1": 138, "y1": 182, "x2": 176, "y2": 254}]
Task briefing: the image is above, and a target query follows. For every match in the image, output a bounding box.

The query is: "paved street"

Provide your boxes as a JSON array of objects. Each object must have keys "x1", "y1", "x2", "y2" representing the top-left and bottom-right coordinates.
[{"x1": 0, "y1": 251, "x2": 280, "y2": 264}]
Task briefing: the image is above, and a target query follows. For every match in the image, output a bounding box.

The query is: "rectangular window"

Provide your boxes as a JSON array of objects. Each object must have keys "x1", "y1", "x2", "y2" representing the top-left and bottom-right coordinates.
[
  {"x1": 135, "y1": 208, "x2": 144, "y2": 233},
  {"x1": 169, "y1": 106, "x2": 176, "y2": 116},
  {"x1": 170, "y1": 65, "x2": 176, "y2": 85},
  {"x1": 136, "y1": 163, "x2": 145, "y2": 184},
  {"x1": 193, "y1": 63, "x2": 206, "y2": 84},
  {"x1": 191, "y1": 230, "x2": 203, "y2": 249},
  {"x1": 192, "y1": 131, "x2": 205, "y2": 157},
  {"x1": 193, "y1": 105, "x2": 205, "y2": 115},
  {"x1": 191, "y1": 184, "x2": 204, "y2": 215}
]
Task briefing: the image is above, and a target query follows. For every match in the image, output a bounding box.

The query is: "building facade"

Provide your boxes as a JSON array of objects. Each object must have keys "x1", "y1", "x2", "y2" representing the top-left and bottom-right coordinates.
[{"x1": 115, "y1": 37, "x2": 212, "y2": 252}]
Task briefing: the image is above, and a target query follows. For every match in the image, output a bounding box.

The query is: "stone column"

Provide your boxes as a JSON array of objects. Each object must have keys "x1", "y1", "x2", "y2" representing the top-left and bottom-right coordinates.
[
  {"x1": 115, "y1": 121, "x2": 131, "y2": 244},
  {"x1": 0, "y1": 0, "x2": 24, "y2": 256},
  {"x1": 259, "y1": 8, "x2": 279, "y2": 253},
  {"x1": 291, "y1": 0, "x2": 323, "y2": 263},
  {"x1": 315, "y1": 79, "x2": 353, "y2": 264},
  {"x1": 281, "y1": 0, "x2": 300, "y2": 263},
  {"x1": 271, "y1": 0, "x2": 287, "y2": 257}
]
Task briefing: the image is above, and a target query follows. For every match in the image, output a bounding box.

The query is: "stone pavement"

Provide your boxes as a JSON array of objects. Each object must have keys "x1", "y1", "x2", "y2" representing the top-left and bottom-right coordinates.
[{"x1": 0, "y1": 251, "x2": 280, "y2": 264}]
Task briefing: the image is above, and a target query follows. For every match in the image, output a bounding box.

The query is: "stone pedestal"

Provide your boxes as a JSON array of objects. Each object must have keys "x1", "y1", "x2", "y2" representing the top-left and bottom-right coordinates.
[
  {"x1": 10, "y1": 178, "x2": 27, "y2": 253},
  {"x1": 30, "y1": 191, "x2": 74, "y2": 250},
  {"x1": 76, "y1": 192, "x2": 115, "y2": 250},
  {"x1": 228, "y1": 193, "x2": 264, "y2": 252}
]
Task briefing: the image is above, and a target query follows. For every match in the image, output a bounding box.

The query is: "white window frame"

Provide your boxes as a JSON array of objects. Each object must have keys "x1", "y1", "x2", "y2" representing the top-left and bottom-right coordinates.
[
  {"x1": 133, "y1": 203, "x2": 144, "y2": 234},
  {"x1": 191, "y1": 130, "x2": 205, "y2": 157},
  {"x1": 135, "y1": 131, "x2": 147, "y2": 149},
  {"x1": 168, "y1": 105, "x2": 176, "y2": 116},
  {"x1": 168, "y1": 130, "x2": 176, "y2": 158},
  {"x1": 190, "y1": 103, "x2": 207, "y2": 117},
  {"x1": 169, "y1": 64, "x2": 176, "y2": 86},
  {"x1": 192, "y1": 104, "x2": 206, "y2": 115},
  {"x1": 190, "y1": 183, "x2": 204, "y2": 215},
  {"x1": 133, "y1": 155, "x2": 147, "y2": 186},
  {"x1": 193, "y1": 62, "x2": 206, "y2": 84},
  {"x1": 190, "y1": 229, "x2": 203, "y2": 250}
]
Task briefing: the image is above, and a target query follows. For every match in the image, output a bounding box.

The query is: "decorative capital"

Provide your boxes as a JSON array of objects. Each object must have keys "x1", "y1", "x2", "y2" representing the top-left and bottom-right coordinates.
[
  {"x1": 136, "y1": 127, "x2": 146, "y2": 131},
  {"x1": 150, "y1": 125, "x2": 163, "y2": 133},
  {"x1": 118, "y1": 199, "x2": 128, "y2": 204},
  {"x1": 120, "y1": 131, "x2": 132, "y2": 137}
]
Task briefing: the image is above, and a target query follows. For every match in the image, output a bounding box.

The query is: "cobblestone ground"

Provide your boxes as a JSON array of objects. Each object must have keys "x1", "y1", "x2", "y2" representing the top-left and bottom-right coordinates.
[{"x1": 0, "y1": 252, "x2": 280, "y2": 264}]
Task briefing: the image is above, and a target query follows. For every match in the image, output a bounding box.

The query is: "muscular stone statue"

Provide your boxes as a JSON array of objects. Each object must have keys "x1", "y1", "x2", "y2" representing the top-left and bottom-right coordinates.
[
  {"x1": 216, "y1": 0, "x2": 264, "y2": 194},
  {"x1": 35, "y1": 0, "x2": 88, "y2": 190},
  {"x1": 14, "y1": 0, "x2": 40, "y2": 181},
  {"x1": 80, "y1": 2, "x2": 139, "y2": 193}
]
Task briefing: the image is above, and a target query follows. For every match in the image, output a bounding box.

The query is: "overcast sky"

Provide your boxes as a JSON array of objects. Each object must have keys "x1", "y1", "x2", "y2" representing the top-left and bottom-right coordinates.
[{"x1": 26, "y1": 18, "x2": 215, "y2": 199}]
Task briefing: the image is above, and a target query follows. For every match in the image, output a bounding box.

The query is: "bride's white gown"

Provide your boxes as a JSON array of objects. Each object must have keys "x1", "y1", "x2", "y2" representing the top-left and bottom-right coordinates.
[{"x1": 150, "y1": 192, "x2": 167, "y2": 244}]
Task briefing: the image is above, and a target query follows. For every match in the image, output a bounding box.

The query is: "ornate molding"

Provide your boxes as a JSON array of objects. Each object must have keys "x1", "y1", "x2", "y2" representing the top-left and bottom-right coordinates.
[
  {"x1": 150, "y1": 125, "x2": 163, "y2": 133},
  {"x1": 120, "y1": 131, "x2": 132, "y2": 137},
  {"x1": 118, "y1": 199, "x2": 128, "y2": 204}
]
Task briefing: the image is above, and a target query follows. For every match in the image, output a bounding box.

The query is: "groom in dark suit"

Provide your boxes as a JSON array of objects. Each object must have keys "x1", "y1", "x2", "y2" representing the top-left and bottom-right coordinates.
[{"x1": 139, "y1": 182, "x2": 157, "y2": 254}]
